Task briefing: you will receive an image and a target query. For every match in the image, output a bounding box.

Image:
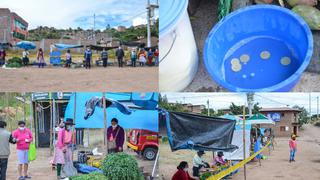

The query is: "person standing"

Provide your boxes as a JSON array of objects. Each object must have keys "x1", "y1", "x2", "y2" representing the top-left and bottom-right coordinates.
[
  {"x1": 0, "y1": 120, "x2": 16, "y2": 180},
  {"x1": 65, "y1": 50, "x2": 72, "y2": 68},
  {"x1": 154, "y1": 49, "x2": 159, "y2": 66},
  {"x1": 130, "y1": 48, "x2": 137, "y2": 67},
  {"x1": 106, "y1": 118, "x2": 125, "y2": 153},
  {"x1": 147, "y1": 49, "x2": 153, "y2": 66},
  {"x1": 52, "y1": 119, "x2": 75, "y2": 179},
  {"x1": 101, "y1": 48, "x2": 108, "y2": 68},
  {"x1": 138, "y1": 49, "x2": 146, "y2": 67},
  {"x1": 0, "y1": 48, "x2": 6, "y2": 66},
  {"x1": 115, "y1": 46, "x2": 125, "y2": 68},
  {"x1": 37, "y1": 48, "x2": 45, "y2": 68},
  {"x1": 84, "y1": 47, "x2": 92, "y2": 69},
  {"x1": 22, "y1": 50, "x2": 29, "y2": 67},
  {"x1": 12, "y1": 121, "x2": 33, "y2": 180},
  {"x1": 289, "y1": 134, "x2": 297, "y2": 162}
]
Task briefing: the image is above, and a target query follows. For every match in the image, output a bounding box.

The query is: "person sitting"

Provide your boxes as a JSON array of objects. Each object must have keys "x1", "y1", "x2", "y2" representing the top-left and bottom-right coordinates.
[
  {"x1": 192, "y1": 151, "x2": 208, "y2": 177},
  {"x1": 214, "y1": 151, "x2": 228, "y2": 166},
  {"x1": 172, "y1": 161, "x2": 195, "y2": 180}
]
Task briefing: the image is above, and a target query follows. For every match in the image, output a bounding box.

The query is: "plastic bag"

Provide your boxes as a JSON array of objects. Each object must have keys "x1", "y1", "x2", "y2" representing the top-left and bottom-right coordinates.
[
  {"x1": 286, "y1": 0, "x2": 317, "y2": 7},
  {"x1": 292, "y1": 5, "x2": 320, "y2": 30},
  {"x1": 62, "y1": 160, "x2": 78, "y2": 177},
  {"x1": 28, "y1": 143, "x2": 36, "y2": 162}
]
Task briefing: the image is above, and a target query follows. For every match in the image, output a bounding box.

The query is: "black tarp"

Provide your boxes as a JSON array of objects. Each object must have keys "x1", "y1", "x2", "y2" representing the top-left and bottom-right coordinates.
[
  {"x1": 167, "y1": 112, "x2": 238, "y2": 152},
  {"x1": 88, "y1": 45, "x2": 118, "y2": 51}
]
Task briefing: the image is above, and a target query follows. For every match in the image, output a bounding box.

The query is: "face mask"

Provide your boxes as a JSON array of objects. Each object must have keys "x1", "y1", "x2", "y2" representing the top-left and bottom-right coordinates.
[
  {"x1": 19, "y1": 127, "x2": 25, "y2": 131},
  {"x1": 183, "y1": 168, "x2": 188, "y2": 172},
  {"x1": 112, "y1": 125, "x2": 117, "y2": 128},
  {"x1": 67, "y1": 126, "x2": 72, "y2": 130}
]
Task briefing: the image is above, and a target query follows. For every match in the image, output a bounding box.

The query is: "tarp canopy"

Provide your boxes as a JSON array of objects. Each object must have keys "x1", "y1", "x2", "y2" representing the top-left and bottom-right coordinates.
[
  {"x1": 0, "y1": 43, "x2": 12, "y2": 49},
  {"x1": 64, "y1": 92, "x2": 158, "y2": 132},
  {"x1": 88, "y1": 45, "x2": 118, "y2": 51},
  {"x1": 246, "y1": 113, "x2": 275, "y2": 125},
  {"x1": 166, "y1": 112, "x2": 238, "y2": 152},
  {"x1": 54, "y1": 44, "x2": 83, "y2": 50},
  {"x1": 16, "y1": 41, "x2": 36, "y2": 50}
]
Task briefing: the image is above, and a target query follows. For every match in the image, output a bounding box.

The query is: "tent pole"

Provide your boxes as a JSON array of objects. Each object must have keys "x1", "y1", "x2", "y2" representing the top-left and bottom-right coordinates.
[
  {"x1": 50, "y1": 95, "x2": 53, "y2": 155},
  {"x1": 103, "y1": 92, "x2": 107, "y2": 150},
  {"x1": 243, "y1": 105, "x2": 247, "y2": 180},
  {"x1": 73, "y1": 93, "x2": 77, "y2": 150},
  {"x1": 151, "y1": 150, "x2": 159, "y2": 178}
]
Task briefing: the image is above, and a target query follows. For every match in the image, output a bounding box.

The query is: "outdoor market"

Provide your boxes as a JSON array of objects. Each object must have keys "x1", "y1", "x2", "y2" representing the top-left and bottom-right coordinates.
[{"x1": 0, "y1": 92, "x2": 160, "y2": 180}]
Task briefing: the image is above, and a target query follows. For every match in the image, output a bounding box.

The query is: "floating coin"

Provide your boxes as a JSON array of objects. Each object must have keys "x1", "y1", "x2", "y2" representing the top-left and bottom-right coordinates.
[
  {"x1": 260, "y1": 51, "x2": 271, "y2": 60},
  {"x1": 231, "y1": 63, "x2": 242, "y2": 72},
  {"x1": 280, "y1": 57, "x2": 291, "y2": 66},
  {"x1": 240, "y1": 54, "x2": 250, "y2": 64},
  {"x1": 250, "y1": 73, "x2": 255, "y2": 77},
  {"x1": 242, "y1": 74, "x2": 247, "y2": 79},
  {"x1": 231, "y1": 58, "x2": 240, "y2": 65}
]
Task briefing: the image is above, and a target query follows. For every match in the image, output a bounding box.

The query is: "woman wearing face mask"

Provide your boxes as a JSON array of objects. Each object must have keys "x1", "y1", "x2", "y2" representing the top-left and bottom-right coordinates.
[
  {"x1": 12, "y1": 121, "x2": 33, "y2": 180},
  {"x1": 52, "y1": 118, "x2": 75, "y2": 179},
  {"x1": 172, "y1": 161, "x2": 195, "y2": 180},
  {"x1": 106, "y1": 118, "x2": 125, "y2": 153}
]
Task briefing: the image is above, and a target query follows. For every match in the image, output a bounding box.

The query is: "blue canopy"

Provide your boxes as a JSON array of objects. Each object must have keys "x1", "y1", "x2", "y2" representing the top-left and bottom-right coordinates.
[
  {"x1": 64, "y1": 92, "x2": 159, "y2": 132},
  {"x1": 54, "y1": 44, "x2": 83, "y2": 50},
  {"x1": 16, "y1": 41, "x2": 36, "y2": 50}
]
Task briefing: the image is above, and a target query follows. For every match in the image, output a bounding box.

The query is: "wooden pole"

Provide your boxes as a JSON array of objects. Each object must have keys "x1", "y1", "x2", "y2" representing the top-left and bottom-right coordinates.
[
  {"x1": 243, "y1": 105, "x2": 247, "y2": 180},
  {"x1": 103, "y1": 92, "x2": 107, "y2": 148},
  {"x1": 49, "y1": 94, "x2": 53, "y2": 155}
]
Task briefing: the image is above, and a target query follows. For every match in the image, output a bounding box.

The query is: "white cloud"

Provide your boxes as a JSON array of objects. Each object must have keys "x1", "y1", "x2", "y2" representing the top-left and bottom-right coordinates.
[{"x1": 132, "y1": 17, "x2": 147, "y2": 26}]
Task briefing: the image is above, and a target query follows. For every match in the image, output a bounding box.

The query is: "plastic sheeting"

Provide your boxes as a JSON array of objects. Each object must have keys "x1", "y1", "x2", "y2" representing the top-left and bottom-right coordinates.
[
  {"x1": 224, "y1": 125, "x2": 251, "y2": 160},
  {"x1": 166, "y1": 112, "x2": 238, "y2": 152},
  {"x1": 54, "y1": 44, "x2": 83, "y2": 50},
  {"x1": 64, "y1": 92, "x2": 158, "y2": 132}
]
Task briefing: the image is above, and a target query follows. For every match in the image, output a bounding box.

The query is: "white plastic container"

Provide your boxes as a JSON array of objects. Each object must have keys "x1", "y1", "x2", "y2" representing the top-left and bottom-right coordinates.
[{"x1": 159, "y1": 0, "x2": 198, "y2": 91}]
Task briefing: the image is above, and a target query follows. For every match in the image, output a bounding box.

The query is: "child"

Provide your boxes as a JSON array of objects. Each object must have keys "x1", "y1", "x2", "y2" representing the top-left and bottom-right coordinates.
[{"x1": 289, "y1": 134, "x2": 297, "y2": 162}]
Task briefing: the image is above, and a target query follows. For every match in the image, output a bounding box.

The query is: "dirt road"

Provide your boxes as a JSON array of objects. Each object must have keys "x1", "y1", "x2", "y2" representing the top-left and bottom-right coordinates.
[
  {"x1": 232, "y1": 124, "x2": 320, "y2": 180},
  {"x1": 0, "y1": 66, "x2": 158, "y2": 92}
]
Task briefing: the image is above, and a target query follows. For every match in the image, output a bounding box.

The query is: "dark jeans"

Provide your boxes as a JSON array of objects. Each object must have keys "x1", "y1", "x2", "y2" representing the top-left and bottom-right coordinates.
[
  {"x1": 0, "y1": 59, "x2": 5, "y2": 66},
  {"x1": 0, "y1": 158, "x2": 8, "y2": 180},
  {"x1": 117, "y1": 57, "x2": 123, "y2": 67},
  {"x1": 38, "y1": 62, "x2": 44, "y2": 68},
  {"x1": 23, "y1": 57, "x2": 29, "y2": 66},
  {"x1": 85, "y1": 59, "x2": 91, "y2": 69},
  {"x1": 131, "y1": 59, "x2": 136, "y2": 67},
  {"x1": 192, "y1": 166, "x2": 201, "y2": 177},
  {"x1": 102, "y1": 58, "x2": 108, "y2": 67}
]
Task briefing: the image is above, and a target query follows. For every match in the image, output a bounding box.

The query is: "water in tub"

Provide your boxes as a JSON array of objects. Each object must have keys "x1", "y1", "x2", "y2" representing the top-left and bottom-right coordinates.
[{"x1": 222, "y1": 36, "x2": 300, "y2": 89}]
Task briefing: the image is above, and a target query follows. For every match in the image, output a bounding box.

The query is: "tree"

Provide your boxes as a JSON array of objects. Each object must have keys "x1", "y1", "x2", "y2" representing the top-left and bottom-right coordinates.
[
  {"x1": 229, "y1": 102, "x2": 261, "y2": 115},
  {"x1": 292, "y1": 105, "x2": 309, "y2": 126},
  {"x1": 159, "y1": 94, "x2": 187, "y2": 112}
]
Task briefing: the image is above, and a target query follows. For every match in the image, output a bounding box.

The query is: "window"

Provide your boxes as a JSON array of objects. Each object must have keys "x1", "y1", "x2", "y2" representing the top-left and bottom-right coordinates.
[
  {"x1": 281, "y1": 113, "x2": 285, "y2": 117},
  {"x1": 13, "y1": 31, "x2": 26, "y2": 40},
  {"x1": 14, "y1": 19, "x2": 27, "y2": 31},
  {"x1": 280, "y1": 126, "x2": 285, "y2": 132}
]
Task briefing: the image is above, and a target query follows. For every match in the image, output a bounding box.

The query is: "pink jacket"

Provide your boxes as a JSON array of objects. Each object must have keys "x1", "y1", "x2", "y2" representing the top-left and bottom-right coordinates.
[
  {"x1": 289, "y1": 139, "x2": 297, "y2": 150},
  {"x1": 12, "y1": 128, "x2": 33, "y2": 150},
  {"x1": 56, "y1": 129, "x2": 74, "y2": 150}
]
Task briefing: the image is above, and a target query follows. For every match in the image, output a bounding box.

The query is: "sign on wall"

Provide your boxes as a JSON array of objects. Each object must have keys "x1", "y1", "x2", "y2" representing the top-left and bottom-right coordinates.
[{"x1": 267, "y1": 112, "x2": 281, "y2": 122}]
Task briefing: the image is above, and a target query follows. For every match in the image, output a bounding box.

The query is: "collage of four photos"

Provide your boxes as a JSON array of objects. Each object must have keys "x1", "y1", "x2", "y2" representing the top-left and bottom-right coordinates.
[{"x1": 0, "y1": 0, "x2": 320, "y2": 180}]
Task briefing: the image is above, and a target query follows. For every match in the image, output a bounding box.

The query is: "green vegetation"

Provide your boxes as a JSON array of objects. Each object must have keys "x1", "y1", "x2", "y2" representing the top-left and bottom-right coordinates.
[
  {"x1": 292, "y1": 105, "x2": 309, "y2": 126},
  {"x1": 101, "y1": 152, "x2": 143, "y2": 180},
  {"x1": 6, "y1": 57, "x2": 22, "y2": 68}
]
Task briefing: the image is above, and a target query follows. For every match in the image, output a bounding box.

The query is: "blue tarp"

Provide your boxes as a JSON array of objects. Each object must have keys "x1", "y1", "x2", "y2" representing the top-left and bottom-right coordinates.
[
  {"x1": 16, "y1": 41, "x2": 36, "y2": 50},
  {"x1": 54, "y1": 44, "x2": 83, "y2": 50},
  {"x1": 64, "y1": 92, "x2": 159, "y2": 132}
]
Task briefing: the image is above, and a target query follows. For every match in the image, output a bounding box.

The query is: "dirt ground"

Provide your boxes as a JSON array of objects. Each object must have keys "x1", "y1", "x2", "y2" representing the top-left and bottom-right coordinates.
[
  {"x1": 0, "y1": 66, "x2": 158, "y2": 92},
  {"x1": 6, "y1": 145, "x2": 158, "y2": 180},
  {"x1": 159, "y1": 124, "x2": 320, "y2": 180},
  {"x1": 184, "y1": 0, "x2": 320, "y2": 92}
]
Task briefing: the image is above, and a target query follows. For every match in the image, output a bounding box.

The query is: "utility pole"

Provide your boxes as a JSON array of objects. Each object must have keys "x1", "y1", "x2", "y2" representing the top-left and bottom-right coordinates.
[
  {"x1": 242, "y1": 105, "x2": 247, "y2": 180},
  {"x1": 207, "y1": 99, "x2": 210, "y2": 116},
  {"x1": 146, "y1": 0, "x2": 159, "y2": 47},
  {"x1": 309, "y1": 93, "x2": 311, "y2": 122},
  {"x1": 246, "y1": 93, "x2": 254, "y2": 117},
  {"x1": 317, "y1": 96, "x2": 319, "y2": 119},
  {"x1": 93, "y1": 14, "x2": 96, "y2": 45}
]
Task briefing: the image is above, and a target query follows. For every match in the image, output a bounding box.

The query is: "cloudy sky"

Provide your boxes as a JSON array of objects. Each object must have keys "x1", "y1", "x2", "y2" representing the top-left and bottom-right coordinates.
[
  {"x1": 161, "y1": 93, "x2": 320, "y2": 115},
  {"x1": 0, "y1": 0, "x2": 158, "y2": 29}
]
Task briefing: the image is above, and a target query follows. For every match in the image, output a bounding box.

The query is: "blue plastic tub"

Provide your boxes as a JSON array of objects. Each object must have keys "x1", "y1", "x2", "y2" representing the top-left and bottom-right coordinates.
[{"x1": 204, "y1": 5, "x2": 313, "y2": 92}]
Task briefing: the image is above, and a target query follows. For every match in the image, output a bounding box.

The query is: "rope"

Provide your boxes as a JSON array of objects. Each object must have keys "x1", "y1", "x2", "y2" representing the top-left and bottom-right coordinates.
[{"x1": 218, "y1": 0, "x2": 233, "y2": 20}]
